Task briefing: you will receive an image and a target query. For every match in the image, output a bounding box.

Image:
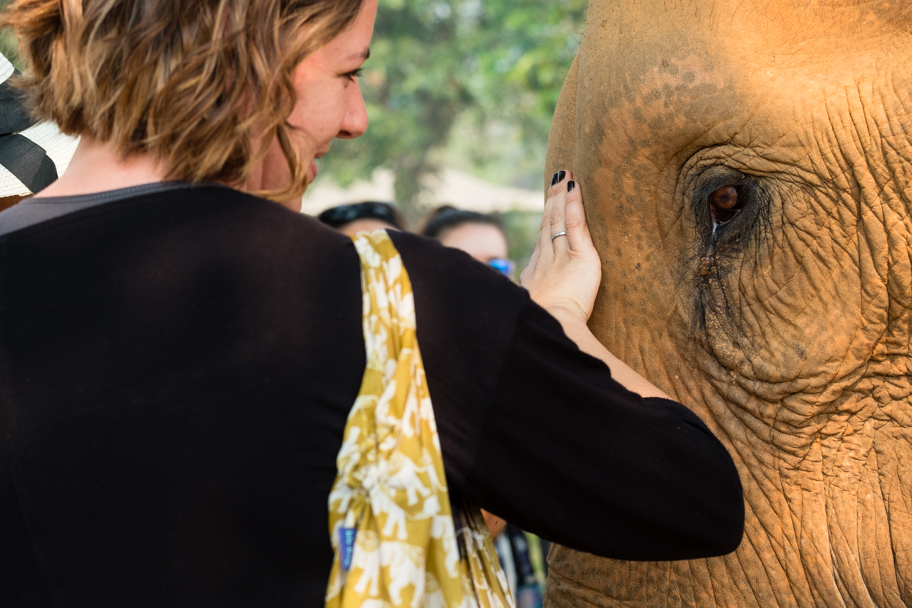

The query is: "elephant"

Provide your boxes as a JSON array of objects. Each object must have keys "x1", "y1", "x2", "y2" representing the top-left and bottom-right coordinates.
[{"x1": 543, "y1": 0, "x2": 912, "y2": 606}]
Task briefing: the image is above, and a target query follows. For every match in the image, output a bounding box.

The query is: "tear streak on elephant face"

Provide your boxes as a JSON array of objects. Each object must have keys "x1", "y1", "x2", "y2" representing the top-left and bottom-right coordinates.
[{"x1": 545, "y1": 1, "x2": 912, "y2": 607}]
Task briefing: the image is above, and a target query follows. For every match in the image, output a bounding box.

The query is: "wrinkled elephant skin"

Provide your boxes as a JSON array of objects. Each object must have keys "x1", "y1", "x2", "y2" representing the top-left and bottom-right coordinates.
[{"x1": 544, "y1": 1, "x2": 912, "y2": 607}]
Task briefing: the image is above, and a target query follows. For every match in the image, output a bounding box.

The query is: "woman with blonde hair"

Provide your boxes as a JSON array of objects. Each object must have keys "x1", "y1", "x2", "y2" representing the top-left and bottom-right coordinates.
[{"x1": 0, "y1": 1, "x2": 743, "y2": 606}]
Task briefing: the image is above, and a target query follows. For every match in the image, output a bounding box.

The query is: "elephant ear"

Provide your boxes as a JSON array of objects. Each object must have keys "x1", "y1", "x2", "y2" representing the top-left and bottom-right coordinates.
[{"x1": 544, "y1": 54, "x2": 579, "y2": 192}]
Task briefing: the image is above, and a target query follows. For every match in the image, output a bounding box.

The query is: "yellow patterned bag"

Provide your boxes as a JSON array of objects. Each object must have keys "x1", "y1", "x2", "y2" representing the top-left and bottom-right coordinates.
[{"x1": 325, "y1": 231, "x2": 513, "y2": 608}]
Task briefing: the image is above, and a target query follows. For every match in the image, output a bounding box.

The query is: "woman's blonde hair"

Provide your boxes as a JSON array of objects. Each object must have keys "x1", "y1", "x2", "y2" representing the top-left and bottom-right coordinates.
[{"x1": 2, "y1": 0, "x2": 365, "y2": 200}]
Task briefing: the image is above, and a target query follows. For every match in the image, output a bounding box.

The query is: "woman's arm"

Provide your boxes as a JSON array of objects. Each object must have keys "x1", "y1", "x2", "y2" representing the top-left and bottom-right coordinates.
[
  {"x1": 457, "y1": 294, "x2": 744, "y2": 560},
  {"x1": 456, "y1": 172, "x2": 741, "y2": 559},
  {"x1": 389, "y1": 182, "x2": 745, "y2": 559}
]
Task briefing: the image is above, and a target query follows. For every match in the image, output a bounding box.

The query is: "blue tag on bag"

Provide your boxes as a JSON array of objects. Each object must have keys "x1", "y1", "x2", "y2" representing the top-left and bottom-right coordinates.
[{"x1": 339, "y1": 527, "x2": 357, "y2": 571}]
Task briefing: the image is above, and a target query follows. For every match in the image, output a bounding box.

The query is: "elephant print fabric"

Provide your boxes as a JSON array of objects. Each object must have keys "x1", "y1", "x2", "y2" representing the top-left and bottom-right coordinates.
[
  {"x1": 326, "y1": 231, "x2": 512, "y2": 608},
  {"x1": 544, "y1": 1, "x2": 912, "y2": 607}
]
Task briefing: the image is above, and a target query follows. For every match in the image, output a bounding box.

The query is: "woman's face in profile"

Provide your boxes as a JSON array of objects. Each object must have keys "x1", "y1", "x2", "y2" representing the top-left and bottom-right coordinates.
[{"x1": 257, "y1": 0, "x2": 378, "y2": 208}]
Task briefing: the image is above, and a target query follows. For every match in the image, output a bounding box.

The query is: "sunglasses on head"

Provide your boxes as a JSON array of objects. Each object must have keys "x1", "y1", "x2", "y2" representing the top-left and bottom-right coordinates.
[{"x1": 318, "y1": 202, "x2": 402, "y2": 229}]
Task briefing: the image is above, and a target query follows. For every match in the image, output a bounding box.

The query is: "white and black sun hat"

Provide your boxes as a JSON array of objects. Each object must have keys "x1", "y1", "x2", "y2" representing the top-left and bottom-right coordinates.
[{"x1": 0, "y1": 52, "x2": 78, "y2": 197}]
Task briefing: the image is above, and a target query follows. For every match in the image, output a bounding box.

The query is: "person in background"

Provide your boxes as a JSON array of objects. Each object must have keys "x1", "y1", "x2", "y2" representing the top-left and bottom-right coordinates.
[
  {"x1": 317, "y1": 200, "x2": 405, "y2": 235},
  {"x1": 421, "y1": 205, "x2": 515, "y2": 278}
]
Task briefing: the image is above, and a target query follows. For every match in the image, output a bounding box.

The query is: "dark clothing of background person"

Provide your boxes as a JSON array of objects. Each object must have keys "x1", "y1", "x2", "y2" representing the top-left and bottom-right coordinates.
[{"x1": 0, "y1": 185, "x2": 744, "y2": 607}]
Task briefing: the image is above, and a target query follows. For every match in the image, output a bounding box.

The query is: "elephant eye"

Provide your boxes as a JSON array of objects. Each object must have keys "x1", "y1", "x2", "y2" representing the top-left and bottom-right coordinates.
[
  {"x1": 708, "y1": 185, "x2": 744, "y2": 224},
  {"x1": 690, "y1": 168, "x2": 763, "y2": 243}
]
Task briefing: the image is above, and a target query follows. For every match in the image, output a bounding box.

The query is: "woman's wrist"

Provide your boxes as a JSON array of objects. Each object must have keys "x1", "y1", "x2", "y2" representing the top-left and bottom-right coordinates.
[
  {"x1": 542, "y1": 303, "x2": 589, "y2": 328},
  {"x1": 544, "y1": 306, "x2": 606, "y2": 360},
  {"x1": 545, "y1": 305, "x2": 672, "y2": 401}
]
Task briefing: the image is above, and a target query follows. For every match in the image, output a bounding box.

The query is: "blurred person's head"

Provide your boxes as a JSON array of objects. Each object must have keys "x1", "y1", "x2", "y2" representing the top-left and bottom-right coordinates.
[
  {"x1": 318, "y1": 201, "x2": 405, "y2": 236},
  {"x1": 421, "y1": 206, "x2": 512, "y2": 276},
  {"x1": 3, "y1": 0, "x2": 374, "y2": 207}
]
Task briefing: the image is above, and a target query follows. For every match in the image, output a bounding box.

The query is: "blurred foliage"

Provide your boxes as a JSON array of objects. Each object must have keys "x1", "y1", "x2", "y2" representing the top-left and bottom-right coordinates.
[
  {"x1": 322, "y1": 0, "x2": 587, "y2": 220},
  {"x1": 0, "y1": 0, "x2": 19, "y2": 68}
]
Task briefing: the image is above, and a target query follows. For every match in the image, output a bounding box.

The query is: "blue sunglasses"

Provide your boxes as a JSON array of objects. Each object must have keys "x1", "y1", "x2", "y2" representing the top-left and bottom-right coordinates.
[{"x1": 488, "y1": 258, "x2": 515, "y2": 278}]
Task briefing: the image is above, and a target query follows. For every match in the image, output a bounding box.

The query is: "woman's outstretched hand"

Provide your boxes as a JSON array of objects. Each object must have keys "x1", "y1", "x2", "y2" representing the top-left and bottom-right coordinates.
[
  {"x1": 520, "y1": 170, "x2": 602, "y2": 325},
  {"x1": 521, "y1": 170, "x2": 671, "y2": 401}
]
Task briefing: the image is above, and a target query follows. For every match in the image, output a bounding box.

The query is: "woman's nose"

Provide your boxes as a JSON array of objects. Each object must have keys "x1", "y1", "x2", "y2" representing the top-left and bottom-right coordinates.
[{"x1": 338, "y1": 85, "x2": 369, "y2": 140}]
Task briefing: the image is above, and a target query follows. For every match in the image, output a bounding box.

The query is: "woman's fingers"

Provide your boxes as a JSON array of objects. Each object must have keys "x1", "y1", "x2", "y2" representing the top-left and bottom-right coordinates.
[
  {"x1": 549, "y1": 170, "x2": 573, "y2": 256},
  {"x1": 564, "y1": 178, "x2": 594, "y2": 254}
]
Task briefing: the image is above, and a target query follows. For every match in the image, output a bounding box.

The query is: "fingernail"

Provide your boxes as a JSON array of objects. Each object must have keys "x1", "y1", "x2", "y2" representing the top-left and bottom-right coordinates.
[
  {"x1": 557, "y1": 170, "x2": 566, "y2": 183},
  {"x1": 567, "y1": 180, "x2": 576, "y2": 192},
  {"x1": 550, "y1": 172, "x2": 559, "y2": 186}
]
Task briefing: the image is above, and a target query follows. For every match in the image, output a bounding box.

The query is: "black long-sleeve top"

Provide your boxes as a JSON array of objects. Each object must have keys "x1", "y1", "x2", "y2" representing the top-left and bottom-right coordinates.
[{"x1": 0, "y1": 184, "x2": 743, "y2": 607}]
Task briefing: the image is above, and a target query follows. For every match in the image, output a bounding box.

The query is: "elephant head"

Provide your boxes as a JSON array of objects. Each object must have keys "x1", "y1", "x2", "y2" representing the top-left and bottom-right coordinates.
[{"x1": 544, "y1": 1, "x2": 912, "y2": 606}]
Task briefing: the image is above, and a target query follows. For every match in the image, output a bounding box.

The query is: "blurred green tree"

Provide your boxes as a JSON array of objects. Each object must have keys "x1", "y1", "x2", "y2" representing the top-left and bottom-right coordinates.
[
  {"x1": 321, "y1": 0, "x2": 587, "y2": 220},
  {"x1": 0, "y1": 0, "x2": 19, "y2": 66}
]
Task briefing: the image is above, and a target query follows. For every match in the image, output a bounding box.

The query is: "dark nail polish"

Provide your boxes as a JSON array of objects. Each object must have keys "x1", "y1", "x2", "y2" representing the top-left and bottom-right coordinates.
[
  {"x1": 557, "y1": 170, "x2": 566, "y2": 183},
  {"x1": 567, "y1": 180, "x2": 576, "y2": 192},
  {"x1": 550, "y1": 172, "x2": 559, "y2": 186}
]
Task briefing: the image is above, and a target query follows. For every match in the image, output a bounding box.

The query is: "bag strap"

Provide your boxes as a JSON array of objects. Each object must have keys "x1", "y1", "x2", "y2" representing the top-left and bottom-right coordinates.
[{"x1": 326, "y1": 230, "x2": 512, "y2": 608}]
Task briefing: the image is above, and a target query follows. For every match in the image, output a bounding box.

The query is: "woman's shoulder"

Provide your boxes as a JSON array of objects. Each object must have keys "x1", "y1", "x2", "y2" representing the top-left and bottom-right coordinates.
[
  {"x1": 0, "y1": 182, "x2": 349, "y2": 245},
  {"x1": 0, "y1": 184, "x2": 363, "y2": 292}
]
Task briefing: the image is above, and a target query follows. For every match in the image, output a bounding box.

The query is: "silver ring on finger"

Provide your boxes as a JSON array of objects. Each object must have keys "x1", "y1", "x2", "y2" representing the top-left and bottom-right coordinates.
[{"x1": 551, "y1": 231, "x2": 568, "y2": 241}]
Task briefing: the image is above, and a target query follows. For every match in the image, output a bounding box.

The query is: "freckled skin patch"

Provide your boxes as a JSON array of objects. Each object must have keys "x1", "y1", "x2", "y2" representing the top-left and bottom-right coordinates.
[{"x1": 544, "y1": 0, "x2": 912, "y2": 606}]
